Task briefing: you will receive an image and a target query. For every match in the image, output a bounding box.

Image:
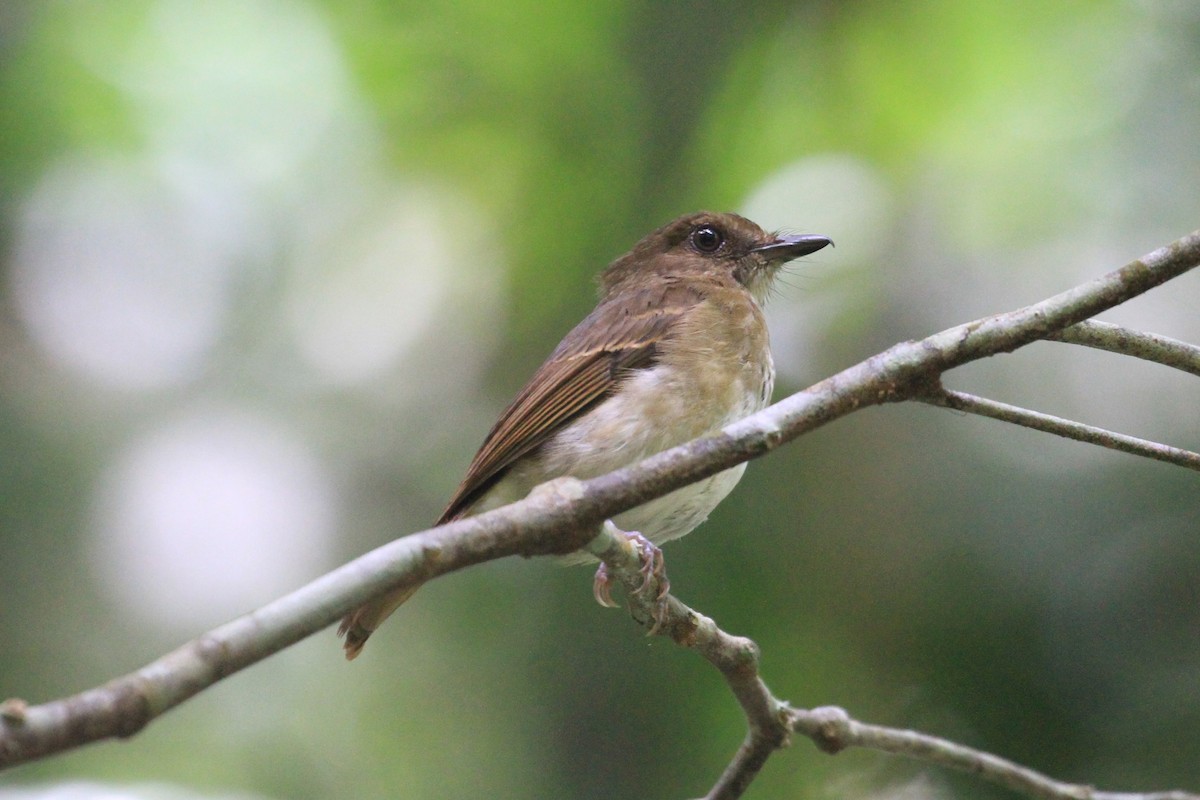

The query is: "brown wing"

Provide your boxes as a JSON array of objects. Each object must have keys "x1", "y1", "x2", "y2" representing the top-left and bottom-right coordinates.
[{"x1": 437, "y1": 286, "x2": 697, "y2": 523}]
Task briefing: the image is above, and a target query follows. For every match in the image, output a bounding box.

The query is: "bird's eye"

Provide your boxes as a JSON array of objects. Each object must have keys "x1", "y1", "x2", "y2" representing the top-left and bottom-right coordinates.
[{"x1": 690, "y1": 225, "x2": 724, "y2": 253}]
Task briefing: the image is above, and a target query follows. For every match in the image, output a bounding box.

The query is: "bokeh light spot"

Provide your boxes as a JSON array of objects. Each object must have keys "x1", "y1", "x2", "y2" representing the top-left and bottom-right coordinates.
[
  {"x1": 92, "y1": 410, "x2": 336, "y2": 631},
  {"x1": 11, "y1": 158, "x2": 232, "y2": 390}
]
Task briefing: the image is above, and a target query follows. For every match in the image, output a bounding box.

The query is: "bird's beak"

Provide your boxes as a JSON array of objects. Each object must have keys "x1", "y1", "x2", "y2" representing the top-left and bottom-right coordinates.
[{"x1": 751, "y1": 233, "x2": 833, "y2": 261}]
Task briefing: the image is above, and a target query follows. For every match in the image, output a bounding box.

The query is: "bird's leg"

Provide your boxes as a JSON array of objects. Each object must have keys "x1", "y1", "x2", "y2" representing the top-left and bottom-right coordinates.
[{"x1": 592, "y1": 522, "x2": 671, "y2": 632}]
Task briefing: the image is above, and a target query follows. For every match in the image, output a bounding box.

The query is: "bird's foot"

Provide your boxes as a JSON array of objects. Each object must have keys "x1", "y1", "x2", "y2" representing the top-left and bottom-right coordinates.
[{"x1": 592, "y1": 525, "x2": 671, "y2": 633}]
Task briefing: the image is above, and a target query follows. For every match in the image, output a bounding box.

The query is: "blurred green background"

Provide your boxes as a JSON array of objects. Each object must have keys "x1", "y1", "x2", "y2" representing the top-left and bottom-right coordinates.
[{"x1": 1, "y1": 1, "x2": 1198, "y2": 799}]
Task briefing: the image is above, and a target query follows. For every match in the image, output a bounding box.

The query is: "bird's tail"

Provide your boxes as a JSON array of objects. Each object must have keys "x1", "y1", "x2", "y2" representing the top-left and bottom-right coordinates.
[{"x1": 338, "y1": 583, "x2": 422, "y2": 660}]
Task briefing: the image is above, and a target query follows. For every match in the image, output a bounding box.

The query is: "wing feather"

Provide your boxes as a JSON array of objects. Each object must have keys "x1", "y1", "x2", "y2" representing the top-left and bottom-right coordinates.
[{"x1": 436, "y1": 289, "x2": 696, "y2": 523}]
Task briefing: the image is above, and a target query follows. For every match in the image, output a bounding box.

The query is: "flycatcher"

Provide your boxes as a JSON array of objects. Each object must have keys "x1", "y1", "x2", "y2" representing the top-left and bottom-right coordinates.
[{"x1": 340, "y1": 211, "x2": 832, "y2": 658}]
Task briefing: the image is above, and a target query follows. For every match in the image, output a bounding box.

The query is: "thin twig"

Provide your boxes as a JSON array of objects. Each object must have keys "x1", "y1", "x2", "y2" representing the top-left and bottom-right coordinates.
[
  {"x1": 1049, "y1": 320, "x2": 1200, "y2": 377},
  {"x1": 791, "y1": 705, "x2": 1199, "y2": 800},
  {"x1": 586, "y1": 526, "x2": 1200, "y2": 800},
  {"x1": 919, "y1": 387, "x2": 1200, "y2": 471},
  {"x1": 584, "y1": 524, "x2": 788, "y2": 800}
]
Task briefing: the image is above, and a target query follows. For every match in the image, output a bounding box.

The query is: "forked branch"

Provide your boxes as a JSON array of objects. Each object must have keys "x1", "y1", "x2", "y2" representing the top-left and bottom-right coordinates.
[{"x1": 587, "y1": 524, "x2": 1200, "y2": 800}]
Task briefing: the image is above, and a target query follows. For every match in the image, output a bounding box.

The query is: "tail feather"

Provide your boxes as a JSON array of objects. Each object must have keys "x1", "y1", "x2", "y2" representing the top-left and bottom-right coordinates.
[
  {"x1": 338, "y1": 583, "x2": 422, "y2": 660},
  {"x1": 341, "y1": 507, "x2": 465, "y2": 659}
]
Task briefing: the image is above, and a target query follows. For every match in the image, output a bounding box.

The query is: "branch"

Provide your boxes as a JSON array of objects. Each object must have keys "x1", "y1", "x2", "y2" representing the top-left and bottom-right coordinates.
[
  {"x1": 1049, "y1": 320, "x2": 1200, "y2": 378},
  {"x1": 793, "y1": 705, "x2": 1199, "y2": 800},
  {"x1": 584, "y1": 524, "x2": 788, "y2": 800},
  {"x1": 585, "y1": 524, "x2": 1200, "y2": 800},
  {"x1": 918, "y1": 387, "x2": 1200, "y2": 471},
  {"x1": 2, "y1": 230, "x2": 1199, "y2": 785},
  {"x1": 919, "y1": 317, "x2": 1200, "y2": 468}
]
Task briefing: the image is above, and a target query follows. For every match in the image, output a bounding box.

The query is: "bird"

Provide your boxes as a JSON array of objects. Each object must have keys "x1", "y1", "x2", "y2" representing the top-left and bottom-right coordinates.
[{"x1": 339, "y1": 211, "x2": 832, "y2": 659}]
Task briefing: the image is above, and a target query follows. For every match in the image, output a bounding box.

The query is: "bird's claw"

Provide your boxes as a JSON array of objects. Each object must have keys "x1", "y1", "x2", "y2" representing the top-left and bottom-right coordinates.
[
  {"x1": 593, "y1": 563, "x2": 620, "y2": 608},
  {"x1": 629, "y1": 532, "x2": 669, "y2": 601},
  {"x1": 592, "y1": 528, "x2": 671, "y2": 633}
]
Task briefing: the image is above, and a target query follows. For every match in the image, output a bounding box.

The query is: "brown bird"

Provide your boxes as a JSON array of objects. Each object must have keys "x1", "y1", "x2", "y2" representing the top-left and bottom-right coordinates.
[{"x1": 339, "y1": 211, "x2": 832, "y2": 658}]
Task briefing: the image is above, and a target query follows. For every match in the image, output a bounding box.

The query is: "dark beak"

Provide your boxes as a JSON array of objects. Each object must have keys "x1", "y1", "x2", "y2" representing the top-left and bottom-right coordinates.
[{"x1": 751, "y1": 233, "x2": 833, "y2": 261}]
